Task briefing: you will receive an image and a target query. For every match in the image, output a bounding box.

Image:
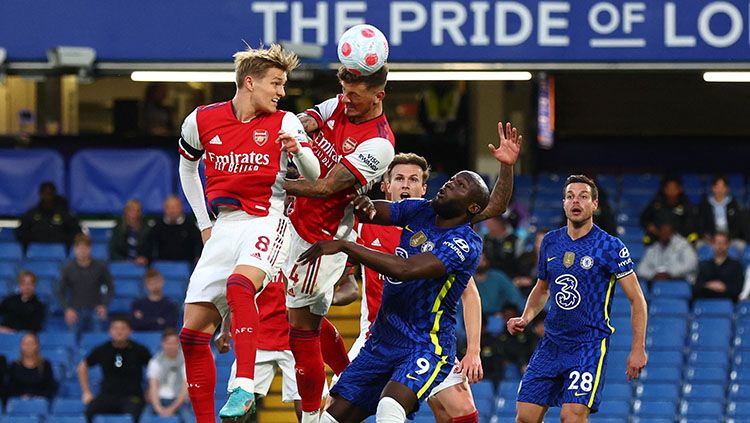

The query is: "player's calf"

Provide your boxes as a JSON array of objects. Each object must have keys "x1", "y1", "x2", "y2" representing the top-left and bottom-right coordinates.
[
  {"x1": 179, "y1": 327, "x2": 217, "y2": 423},
  {"x1": 515, "y1": 402, "x2": 547, "y2": 423}
]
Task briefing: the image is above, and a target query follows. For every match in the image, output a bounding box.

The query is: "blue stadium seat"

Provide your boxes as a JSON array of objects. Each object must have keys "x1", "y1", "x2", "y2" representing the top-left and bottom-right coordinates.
[
  {"x1": 685, "y1": 366, "x2": 728, "y2": 384},
  {"x1": 683, "y1": 383, "x2": 726, "y2": 402},
  {"x1": 590, "y1": 418, "x2": 627, "y2": 423},
  {"x1": 735, "y1": 351, "x2": 750, "y2": 368},
  {"x1": 471, "y1": 380, "x2": 495, "y2": 400},
  {"x1": 498, "y1": 380, "x2": 520, "y2": 400},
  {"x1": 26, "y1": 243, "x2": 67, "y2": 260},
  {"x1": 91, "y1": 243, "x2": 109, "y2": 260},
  {"x1": 636, "y1": 383, "x2": 680, "y2": 402},
  {"x1": 131, "y1": 331, "x2": 161, "y2": 353},
  {"x1": 647, "y1": 332, "x2": 685, "y2": 350},
  {"x1": 610, "y1": 299, "x2": 632, "y2": 318},
  {"x1": 650, "y1": 299, "x2": 690, "y2": 317},
  {"x1": 729, "y1": 383, "x2": 750, "y2": 400},
  {"x1": 474, "y1": 397, "x2": 494, "y2": 419},
  {"x1": 651, "y1": 280, "x2": 692, "y2": 300},
  {"x1": 426, "y1": 172, "x2": 449, "y2": 198},
  {"x1": 51, "y1": 399, "x2": 86, "y2": 416},
  {"x1": 86, "y1": 228, "x2": 112, "y2": 243},
  {"x1": 62, "y1": 380, "x2": 82, "y2": 398},
  {"x1": 732, "y1": 368, "x2": 750, "y2": 383},
  {"x1": 739, "y1": 301, "x2": 750, "y2": 320},
  {"x1": 621, "y1": 173, "x2": 660, "y2": 194},
  {"x1": 20, "y1": 260, "x2": 61, "y2": 278},
  {"x1": 544, "y1": 407, "x2": 561, "y2": 419},
  {"x1": 0, "y1": 242, "x2": 23, "y2": 261},
  {"x1": 604, "y1": 383, "x2": 632, "y2": 401},
  {"x1": 214, "y1": 349, "x2": 235, "y2": 367},
  {"x1": 693, "y1": 299, "x2": 734, "y2": 318},
  {"x1": 108, "y1": 298, "x2": 132, "y2": 314},
  {"x1": 39, "y1": 331, "x2": 76, "y2": 350},
  {"x1": 633, "y1": 400, "x2": 677, "y2": 419},
  {"x1": 688, "y1": 350, "x2": 730, "y2": 369},
  {"x1": 648, "y1": 350, "x2": 684, "y2": 368},
  {"x1": 80, "y1": 332, "x2": 110, "y2": 352},
  {"x1": 109, "y1": 261, "x2": 146, "y2": 279},
  {"x1": 494, "y1": 397, "x2": 516, "y2": 418},
  {"x1": 151, "y1": 261, "x2": 191, "y2": 280},
  {"x1": 139, "y1": 417, "x2": 181, "y2": 423},
  {"x1": 735, "y1": 333, "x2": 750, "y2": 352},
  {"x1": 536, "y1": 173, "x2": 565, "y2": 194},
  {"x1": 0, "y1": 228, "x2": 17, "y2": 241},
  {"x1": 114, "y1": 278, "x2": 142, "y2": 299},
  {"x1": 6, "y1": 398, "x2": 49, "y2": 416},
  {"x1": 44, "y1": 347, "x2": 73, "y2": 370},
  {"x1": 0, "y1": 417, "x2": 42, "y2": 423},
  {"x1": 596, "y1": 400, "x2": 630, "y2": 418},
  {"x1": 595, "y1": 174, "x2": 619, "y2": 194},
  {"x1": 680, "y1": 400, "x2": 724, "y2": 419},
  {"x1": 162, "y1": 281, "x2": 184, "y2": 300},
  {"x1": 728, "y1": 400, "x2": 750, "y2": 418},
  {"x1": 47, "y1": 417, "x2": 87, "y2": 423},
  {"x1": 690, "y1": 328, "x2": 732, "y2": 350},
  {"x1": 691, "y1": 316, "x2": 732, "y2": 333},
  {"x1": 609, "y1": 331, "x2": 633, "y2": 350},
  {"x1": 92, "y1": 415, "x2": 134, "y2": 423},
  {"x1": 0, "y1": 262, "x2": 16, "y2": 278},
  {"x1": 641, "y1": 367, "x2": 682, "y2": 384}
]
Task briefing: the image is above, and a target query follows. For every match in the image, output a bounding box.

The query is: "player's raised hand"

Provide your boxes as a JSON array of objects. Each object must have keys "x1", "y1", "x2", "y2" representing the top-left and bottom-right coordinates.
[
  {"x1": 214, "y1": 331, "x2": 231, "y2": 354},
  {"x1": 350, "y1": 194, "x2": 376, "y2": 220},
  {"x1": 488, "y1": 121, "x2": 523, "y2": 166},
  {"x1": 299, "y1": 240, "x2": 344, "y2": 265},
  {"x1": 277, "y1": 130, "x2": 300, "y2": 155},
  {"x1": 457, "y1": 350, "x2": 484, "y2": 384},
  {"x1": 506, "y1": 316, "x2": 528, "y2": 335},
  {"x1": 626, "y1": 349, "x2": 647, "y2": 381}
]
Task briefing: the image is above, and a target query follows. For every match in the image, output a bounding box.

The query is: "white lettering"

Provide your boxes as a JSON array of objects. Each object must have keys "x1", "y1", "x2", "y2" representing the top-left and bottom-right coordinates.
[
  {"x1": 390, "y1": 1, "x2": 428, "y2": 45},
  {"x1": 469, "y1": 2, "x2": 490, "y2": 45},
  {"x1": 538, "y1": 2, "x2": 570, "y2": 46},
  {"x1": 589, "y1": 3, "x2": 620, "y2": 35},
  {"x1": 291, "y1": 1, "x2": 328, "y2": 44},
  {"x1": 622, "y1": 3, "x2": 646, "y2": 34},
  {"x1": 432, "y1": 1, "x2": 468, "y2": 46},
  {"x1": 665, "y1": 2, "x2": 696, "y2": 47},
  {"x1": 496, "y1": 2, "x2": 533, "y2": 46},
  {"x1": 251, "y1": 2, "x2": 288, "y2": 43},
  {"x1": 698, "y1": 2, "x2": 742, "y2": 48},
  {"x1": 207, "y1": 151, "x2": 271, "y2": 173},
  {"x1": 442, "y1": 241, "x2": 466, "y2": 262},
  {"x1": 335, "y1": 2, "x2": 367, "y2": 41}
]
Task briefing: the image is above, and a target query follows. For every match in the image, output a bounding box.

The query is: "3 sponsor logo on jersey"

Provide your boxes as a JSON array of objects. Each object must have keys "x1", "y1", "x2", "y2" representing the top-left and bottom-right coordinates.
[
  {"x1": 358, "y1": 153, "x2": 380, "y2": 172},
  {"x1": 554, "y1": 274, "x2": 582, "y2": 310},
  {"x1": 442, "y1": 240, "x2": 466, "y2": 262},
  {"x1": 207, "y1": 151, "x2": 271, "y2": 173}
]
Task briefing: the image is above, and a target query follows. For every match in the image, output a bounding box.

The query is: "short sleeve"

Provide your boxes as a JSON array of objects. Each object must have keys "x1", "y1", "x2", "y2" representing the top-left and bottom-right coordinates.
[
  {"x1": 340, "y1": 138, "x2": 395, "y2": 186},
  {"x1": 146, "y1": 358, "x2": 160, "y2": 379},
  {"x1": 536, "y1": 234, "x2": 551, "y2": 281},
  {"x1": 178, "y1": 108, "x2": 203, "y2": 161},
  {"x1": 139, "y1": 345, "x2": 153, "y2": 365},
  {"x1": 432, "y1": 232, "x2": 481, "y2": 276},
  {"x1": 609, "y1": 238, "x2": 635, "y2": 280},
  {"x1": 85, "y1": 345, "x2": 105, "y2": 367},
  {"x1": 304, "y1": 97, "x2": 339, "y2": 129},
  {"x1": 281, "y1": 112, "x2": 310, "y2": 149},
  {"x1": 390, "y1": 199, "x2": 428, "y2": 227}
]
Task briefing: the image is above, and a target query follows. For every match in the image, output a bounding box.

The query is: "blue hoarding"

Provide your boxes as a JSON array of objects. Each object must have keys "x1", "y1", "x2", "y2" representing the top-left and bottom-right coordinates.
[{"x1": 2, "y1": 0, "x2": 750, "y2": 62}]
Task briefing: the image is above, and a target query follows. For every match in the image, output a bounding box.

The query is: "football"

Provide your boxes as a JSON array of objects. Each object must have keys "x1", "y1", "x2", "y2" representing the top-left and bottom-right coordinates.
[{"x1": 337, "y1": 24, "x2": 389, "y2": 76}]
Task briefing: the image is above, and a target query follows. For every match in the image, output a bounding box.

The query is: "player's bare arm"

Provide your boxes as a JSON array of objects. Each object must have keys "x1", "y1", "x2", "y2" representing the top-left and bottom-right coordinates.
[
  {"x1": 300, "y1": 240, "x2": 447, "y2": 282},
  {"x1": 617, "y1": 272, "x2": 648, "y2": 381},
  {"x1": 471, "y1": 121, "x2": 524, "y2": 224},
  {"x1": 214, "y1": 313, "x2": 232, "y2": 354},
  {"x1": 458, "y1": 277, "x2": 483, "y2": 384},
  {"x1": 332, "y1": 265, "x2": 360, "y2": 306},
  {"x1": 350, "y1": 195, "x2": 390, "y2": 225},
  {"x1": 283, "y1": 163, "x2": 358, "y2": 198},
  {"x1": 508, "y1": 279, "x2": 549, "y2": 335},
  {"x1": 296, "y1": 112, "x2": 320, "y2": 133}
]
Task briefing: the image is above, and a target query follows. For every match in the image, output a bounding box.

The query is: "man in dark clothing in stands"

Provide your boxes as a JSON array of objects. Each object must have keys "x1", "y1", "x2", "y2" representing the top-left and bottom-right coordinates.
[
  {"x1": 697, "y1": 175, "x2": 747, "y2": 245},
  {"x1": 16, "y1": 182, "x2": 81, "y2": 250},
  {"x1": 130, "y1": 268, "x2": 178, "y2": 331},
  {"x1": 640, "y1": 176, "x2": 698, "y2": 245},
  {"x1": 483, "y1": 215, "x2": 519, "y2": 276},
  {"x1": 58, "y1": 234, "x2": 113, "y2": 336},
  {"x1": 146, "y1": 195, "x2": 202, "y2": 263},
  {"x1": 78, "y1": 317, "x2": 152, "y2": 423},
  {"x1": 694, "y1": 231, "x2": 745, "y2": 302},
  {"x1": 0, "y1": 270, "x2": 45, "y2": 333}
]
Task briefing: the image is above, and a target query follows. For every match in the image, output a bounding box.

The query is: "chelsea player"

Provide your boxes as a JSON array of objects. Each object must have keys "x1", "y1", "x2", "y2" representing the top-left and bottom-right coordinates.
[
  {"x1": 298, "y1": 170, "x2": 489, "y2": 423},
  {"x1": 507, "y1": 175, "x2": 648, "y2": 423}
]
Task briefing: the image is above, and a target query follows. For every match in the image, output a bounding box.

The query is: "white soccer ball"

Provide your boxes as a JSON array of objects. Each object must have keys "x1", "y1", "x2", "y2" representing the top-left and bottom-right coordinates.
[{"x1": 337, "y1": 24, "x2": 389, "y2": 76}]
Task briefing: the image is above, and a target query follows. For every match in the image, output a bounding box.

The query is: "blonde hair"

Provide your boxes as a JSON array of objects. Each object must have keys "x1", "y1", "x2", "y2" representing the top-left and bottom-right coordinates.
[{"x1": 233, "y1": 44, "x2": 300, "y2": 88}]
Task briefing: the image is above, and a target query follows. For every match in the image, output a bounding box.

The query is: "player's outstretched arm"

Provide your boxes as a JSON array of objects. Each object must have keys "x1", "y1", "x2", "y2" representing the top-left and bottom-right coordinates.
[
  {"x1": 507, "y1": 279, "x2": 549, "y2": 335},
  {"x1": 299, "y1": 240, "x2": 447, "y2": 282},
  {"x1": 617, "y1": 272, "x2": 648, "y2": 381},
  {"x1": 283, "y1": 163, "x2": 358, "y2": 199},
  {"x1": 458, "y1": 277, "x2": 483, "y2": 384},
  {"x1": 471, "y1": 121, "x2": 523, "y2": 224},
  {"x1": 351, "y1": 195, "x2": 392, "y2": 226}
]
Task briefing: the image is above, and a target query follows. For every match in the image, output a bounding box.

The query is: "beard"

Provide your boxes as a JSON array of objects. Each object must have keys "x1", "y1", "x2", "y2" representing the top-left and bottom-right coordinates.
[{"x1": 431, "y1": 197, "x2": 464, "y2": 219}]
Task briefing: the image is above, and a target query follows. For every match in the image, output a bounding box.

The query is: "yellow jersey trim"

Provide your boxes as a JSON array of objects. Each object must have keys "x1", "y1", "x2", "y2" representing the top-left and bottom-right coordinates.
[
  {"x1": 588, "y1": 338, "x2": 608, "y2": 408},
  {"x1": 604, "y1": 275, "x2": 616, "y2": 334},
  {"x1": 417, "y1": 355, "x2": 449, "y2": 398},
  {"x1": 429, "y1": 275, "x2": 456, "y2": 355}
]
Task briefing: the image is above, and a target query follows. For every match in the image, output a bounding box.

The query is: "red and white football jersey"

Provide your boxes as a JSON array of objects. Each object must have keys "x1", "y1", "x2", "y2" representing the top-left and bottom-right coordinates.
[
  {"x1": 356, "y1": 223, "x2": 402, "y2": 337},
  {"x1": 178, "y1": 101, "x2": 308, "y2": 218},
  {"x1": 288, "y1": 96, "x2": 395, "y2": 243},
  {"x1": 256, "y1": 273, "x2": 290, "y2": 351}
]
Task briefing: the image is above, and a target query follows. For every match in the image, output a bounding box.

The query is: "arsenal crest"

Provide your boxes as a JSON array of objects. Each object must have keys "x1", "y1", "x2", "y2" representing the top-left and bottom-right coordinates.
[
  {"x1": 253, "y1": 129, "x2": 268, "y2": 146},
  {"x1": 342, "y1": 137, "x2": 357, "y2": 154}
]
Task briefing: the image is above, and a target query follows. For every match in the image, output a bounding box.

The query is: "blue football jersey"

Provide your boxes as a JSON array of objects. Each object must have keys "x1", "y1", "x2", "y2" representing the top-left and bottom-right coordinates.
[
  {"x1": 368, "y1": 199, "x2": 482, "y2": 359},
  {"x1": 537, "y1": 225, "x2": 634, "y2": 344}
]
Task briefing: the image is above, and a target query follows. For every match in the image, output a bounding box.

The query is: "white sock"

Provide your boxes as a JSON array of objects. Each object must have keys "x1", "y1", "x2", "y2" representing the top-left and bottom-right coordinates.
[
  {"x1": 319, "y1": 411, "x2": 340, "y2": 423},
  {"x1": 301, "y1": 409, "x2": 320, "y2": 423},
  {"x1": 376, "y1": 397, "x2": 406, "y2": 423},
  {"x1": 229, "y1": 376, "x2": 255, "y2": 394}
]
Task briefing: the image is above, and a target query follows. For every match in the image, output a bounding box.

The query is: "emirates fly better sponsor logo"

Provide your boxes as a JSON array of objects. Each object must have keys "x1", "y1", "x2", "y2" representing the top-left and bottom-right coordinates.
[{"x1": 207, "y1": 151, "x2": 270, "y2": 173}]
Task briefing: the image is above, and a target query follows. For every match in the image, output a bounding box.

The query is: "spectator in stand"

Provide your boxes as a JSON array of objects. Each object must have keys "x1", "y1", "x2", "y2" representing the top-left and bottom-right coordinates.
[
  {"x1": 78, "y1": 317, "x2": 152, "y2": 423},
  {"x1": 483, "y1": 215, "x2": 520, "y2": 276},
  {"x1": 592, "y1": 180, "x2": 618, "y2": 236},
  {"x1": 0, "y1": 271, "x2": 45, "y2": 333},
  {"x1": 693, "y1": 232, "x2": 744, "y2": 302},
  {"x1": 6, "y1": 333, "x2": 57, "y2": 400},
  {"x1": 637, "y1": 218, "x2": 699, "y2": 284},
  {"x1": 146, "y1": 195, "x2": 202, "y2": 263},
  {"x1": 698, "y1": 175, "x2": 747, "y2": 247},
  {"x1": 640, "y1": 175, "x2": 698, "y2": 245},
  {"x1": 130, "y1": 269, "x2": 178, "y2": 331},
  {"x1": 16, "y1": 181, "x2": 81, "y2": 250},
  {"x1": 514, "y1": 229, "x2": 548, "y2": 298},
  {"x1": 474, "y1": 251, "x2": 523, "y2": 317},
  {"x1": 145, "y1": 329, "x2": 191, "y2": 421},
  {"x1": 481, "y1": 304, "x2": 541, "y2": 383},
  {"x1": 109, "y1": 199, "x2": 150, "y2": 265},
  {"x1": 59, "y1": 234, "x2": 113, "y2": 336}
]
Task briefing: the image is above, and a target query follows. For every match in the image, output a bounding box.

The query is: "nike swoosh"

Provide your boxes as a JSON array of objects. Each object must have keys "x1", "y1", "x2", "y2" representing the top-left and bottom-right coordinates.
[
  {"x1": 574, "y1": 392, "x2": 588, "y2": 397},
  {"x1": 404, "y1": 225, "x2": 413, "y2": 233},
  {"x1": 406, "y1": 374, "x2": 418, "y2": 381},
  {"x1": 547, "y1": 257, "x2": 556, "y2": 262}
]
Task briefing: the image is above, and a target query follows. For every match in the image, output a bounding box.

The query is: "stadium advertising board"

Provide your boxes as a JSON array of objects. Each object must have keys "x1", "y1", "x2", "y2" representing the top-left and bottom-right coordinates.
[{"x1": 2, "y1": 0, "x2": 750, "y2": 62}]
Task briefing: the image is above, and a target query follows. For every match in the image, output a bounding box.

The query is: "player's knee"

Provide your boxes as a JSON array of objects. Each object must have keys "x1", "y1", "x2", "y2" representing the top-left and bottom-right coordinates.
[
  {"x1": 560, "y1": 406, "x2": 589, "y2": 423},
  {"x1": 376, "y1": 397, "x2": 407, "y2": 423}
]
